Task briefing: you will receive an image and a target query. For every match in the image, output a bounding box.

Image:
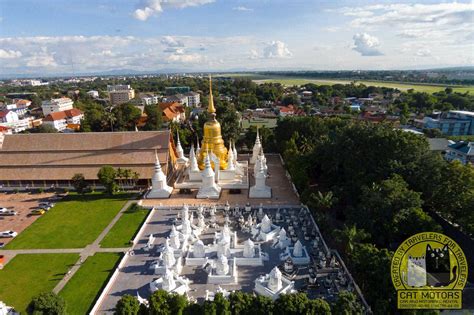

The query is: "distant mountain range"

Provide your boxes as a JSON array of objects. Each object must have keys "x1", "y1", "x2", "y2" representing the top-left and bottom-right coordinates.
[{"x1": 1, "y1": 66, "x2": 473, "y2": 80}]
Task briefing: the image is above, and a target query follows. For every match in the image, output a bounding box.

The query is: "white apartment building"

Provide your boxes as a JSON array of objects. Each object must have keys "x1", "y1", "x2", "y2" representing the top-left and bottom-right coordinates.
[
  {"x1": 185, "y1": 91, "x2": 200, "y2": 107},
  {"x1": 41, "y1": 97, "x2": 74, "y2": 116},
  {"x1": 107, "y1": 85, "x2": 135, "y2": 105},
  {"x1": 141, "y1": 95, "x2": 160, "y2": 105}
]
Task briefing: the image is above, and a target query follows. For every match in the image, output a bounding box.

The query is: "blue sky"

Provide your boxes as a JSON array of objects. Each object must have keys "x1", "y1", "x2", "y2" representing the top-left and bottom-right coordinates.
[{"x1": 0, "y1": 0, "x2": 472, "y2": 75}]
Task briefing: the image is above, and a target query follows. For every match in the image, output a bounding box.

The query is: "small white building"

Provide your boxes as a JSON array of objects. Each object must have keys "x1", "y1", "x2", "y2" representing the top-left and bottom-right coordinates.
[
  {"x1": 87, "y1": 90, "x2": 99, "y2": 98},
  {"x1": 43, "y1": 109, "x2": 84, "y2": 132},
  {"x1": 0, "y1": 110, "x2": 19, "y2": 123},
  {"x1": 41, "y1": 97, "x2": 74, "y2": 116}
]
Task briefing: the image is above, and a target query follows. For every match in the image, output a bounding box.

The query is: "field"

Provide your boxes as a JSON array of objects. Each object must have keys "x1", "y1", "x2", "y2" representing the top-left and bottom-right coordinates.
[
  {"x1": 241, "y1": 117, "x2": 278, "y2": 130},
  {"x1": 100, "y1": 203, "x2": 150, "y2": 248},
  {"x1": 5, "y1": 193, "x2": 133, "y2": 249},
  {"x1": 218, "y1": 73, "x2": 474, "y2": 93},
  {"x1": 59, "y1": 253, "x2": 122, "y2": 314},
  {"x1": 0, "y1": 254, "x2": 78, "y2": 313}
]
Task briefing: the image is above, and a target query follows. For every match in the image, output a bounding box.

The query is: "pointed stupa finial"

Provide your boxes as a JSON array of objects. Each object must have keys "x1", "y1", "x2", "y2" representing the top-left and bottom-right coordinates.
[
  {"x1": 208, "y1": 75, "x2": 216, "y2": 114},
  {"x1": 154, "y1": 150, "x2": 162, "y2": 171},
  {"x1": 255, "y1": 128, "x2": 261, "y2": 145}
]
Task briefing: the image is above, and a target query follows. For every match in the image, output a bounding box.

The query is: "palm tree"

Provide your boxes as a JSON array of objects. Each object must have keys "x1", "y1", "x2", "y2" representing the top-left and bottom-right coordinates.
[
  {"x1": 309, "y1": 191, "x2": 336, "y2": 212},
  {"x1": 131, "y1": 171, "x2": 140, "y2": 188},
  {"x1": 333, "y1": 225, "x2": 369, "y2": 256},
  {"x1": 103, "y1": 110, "x2": 116, "y2": 131}
]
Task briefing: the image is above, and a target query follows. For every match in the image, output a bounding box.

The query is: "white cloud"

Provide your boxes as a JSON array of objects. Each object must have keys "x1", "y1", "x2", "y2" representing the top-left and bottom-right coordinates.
[
  {"x1": 25, "y1": 53, "x2": 57, "y2": 67},
  {"x1": 233, "y1": 6, "x2": 253, "y2": 12},
  {"x1": 352, "y1": 33, "x2": 383, "y2": 56},
  {"x1": 415, "y1": 48, "x2": 432, "y2": 57},
  {"x1": 133, "y1": 0, "x2": 214, "y2": 21},
  {"x1": 161, "y1": 35, "x2": 184, "y2": 47},
  {"x1": 249, "y1": 49, "x2": 259, "y2": 59},
  {"x1": 263, "y1": 41, "x2": 292, "y2": 58},
  {"x1": 0, "y1": 49, "x2": 22, "y2": 59},
  {"x1": 167, "y1": 53, "x2": 204, "y2": 63}
]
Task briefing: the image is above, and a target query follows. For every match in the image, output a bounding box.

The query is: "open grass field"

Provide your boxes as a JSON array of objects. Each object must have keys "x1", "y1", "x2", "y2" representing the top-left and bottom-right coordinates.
[
  {"x1": 5, "y1": 193, "x2": 133, "y2": 249},
  {"x1": 241, "y1": 117, "x2": 278, "y2": 130},
  {"x1": 59, "y1": 253, "x2": 122, "y2": 314},
  {"x1": 0, "y1": 253, "x2": 78, "y2": 313},
  {"x1": 100, "y1": 203, "x2": 150, "y2": 248},
  {"x1": 217, "y1": 73, "x2": 474, "y2": 93}
]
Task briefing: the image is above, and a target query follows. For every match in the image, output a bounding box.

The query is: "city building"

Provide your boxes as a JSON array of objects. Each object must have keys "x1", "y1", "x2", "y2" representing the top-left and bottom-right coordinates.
[
  {"x1": 185, "y1": 91, "x2": 200, "y2": 107},
  {"x1": 42, "y1": 109, "x2": 84, "y2": 132},
  {"x1": 139, "y1": 94, "x2": 160, "y2": 105},
  {"x1": 445, "y1": 141, "x2": 474, "y2": 165},
  {"x1": 163, "y1": 94, "x2": 189, "y2": 107},
  {"x1": 107, "y1": 85, "x2": 136, "y2": 105},
  {"x1": 87, "y1": 90, "x2": 99, "y2": 98},
  {"x1": 0, "y1": 131, "x2": 173, "y2": 189},
  {"x1": 159, "y1": 102, "x2": 186, "y2": 123},
  {"x1": 41, "y1": 97, "x2": 74, "y2": 116},
  {"x1": 0, "y1": 110, "x2": 19, "y2": 123},
  {"x1": 419, "y1": 110, "x2": 474, "y2": 136},
  {"x1": 165, "y1": 86, "x2": 190, "y2": 95}
]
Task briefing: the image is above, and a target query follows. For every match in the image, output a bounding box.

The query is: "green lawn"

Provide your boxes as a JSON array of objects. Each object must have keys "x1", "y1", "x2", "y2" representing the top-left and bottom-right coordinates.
[
  {"x1": 220, "y1": 72, "x2": 474, "y2": 94},
  {"x1": 100, "y1": 203, "x2": 150, "y2": 248},
  {"x1": 6, "y1": 193, "x2": 133, "y2": 249},
  {"x1": 253, "y1": 77, "x2": 474, "y2": 93},
  {"x1": 0, "y1": 254, "x2": 78, "y2": 314},
  {"x1": 59, "y1": 253, "x2": 122, "y2": 314}
]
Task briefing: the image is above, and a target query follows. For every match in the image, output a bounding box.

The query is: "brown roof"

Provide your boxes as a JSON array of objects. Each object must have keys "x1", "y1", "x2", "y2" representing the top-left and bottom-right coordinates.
[{"x1": 0, "y1": 131, "x2": 171, "y2": 181}]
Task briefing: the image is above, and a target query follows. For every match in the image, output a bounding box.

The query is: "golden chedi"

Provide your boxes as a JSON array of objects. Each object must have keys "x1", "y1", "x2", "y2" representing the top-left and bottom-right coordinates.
[{"x1": 198, "y1": 76, "x2": 228, "y2": 170}]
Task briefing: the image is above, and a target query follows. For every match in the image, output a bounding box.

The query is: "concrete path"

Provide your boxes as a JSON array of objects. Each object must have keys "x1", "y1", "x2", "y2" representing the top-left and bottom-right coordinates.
[{"x1": 0, "y1": 200, "x2": 135, "y2": 293}]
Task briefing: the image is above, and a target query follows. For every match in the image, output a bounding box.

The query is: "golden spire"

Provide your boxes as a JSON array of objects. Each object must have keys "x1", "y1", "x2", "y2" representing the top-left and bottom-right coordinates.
[{"x1": 208, "y1": 75, "x2": 216, "y2": 114}]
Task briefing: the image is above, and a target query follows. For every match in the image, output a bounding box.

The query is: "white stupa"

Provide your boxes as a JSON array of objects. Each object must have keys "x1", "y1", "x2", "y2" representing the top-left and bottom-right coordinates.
[
  {"x1": 249, "y1": 152, "x2": 271, "y2": 198},
  {"x1": 149, "y1": 269, "x2": 190, "y2": 295},
  {"x1": 226, "y1": 141, "x2": 235, "y2": 171},
  {"x1": 251, "y1": 128, "x2": 262, "y2": 164},
  {"x1": 243, "y1": 238, "x2": 255, "y2": 258},
  {"x1": 197, "y1": 153, "x2": 222, "y2": 199},
  {"x1": 254, "y1": 266, "x2": 295, "y2": 300},
  {"x1": 175, "y1": 130, "x2": 189, "y2": 164},
  {"x1": 147, "y1": 150, "x2": 173, "y2": 199}
]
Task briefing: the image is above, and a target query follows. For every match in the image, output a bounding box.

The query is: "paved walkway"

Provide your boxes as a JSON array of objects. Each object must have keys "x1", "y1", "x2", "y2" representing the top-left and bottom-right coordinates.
[{"x1": 0, "y1": 200, "x2": 135, "y2": 293}]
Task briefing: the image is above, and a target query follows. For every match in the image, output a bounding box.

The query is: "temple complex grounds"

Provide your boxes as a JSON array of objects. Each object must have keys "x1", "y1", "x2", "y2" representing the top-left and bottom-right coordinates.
[{"x1": 0, "y1": 193, "x2": 141, "y2": 313}]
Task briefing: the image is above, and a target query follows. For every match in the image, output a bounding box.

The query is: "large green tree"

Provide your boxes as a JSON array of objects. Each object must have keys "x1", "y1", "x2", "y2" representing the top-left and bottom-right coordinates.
[
  {"x1": 28, "y1": 292, "x2": 66, "y2": 315},
  {"x1": 97, "y1": 165, "x2": 118, "y2": 195},
  {"x1": 114, "y1": 294, "x2": 140, "y2": 315}
]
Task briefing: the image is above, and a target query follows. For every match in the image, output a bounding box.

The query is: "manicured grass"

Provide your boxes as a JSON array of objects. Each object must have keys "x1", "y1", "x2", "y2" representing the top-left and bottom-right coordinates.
[
  {"x1": 0, "y1": 253, "x2": 78, "y2": 314},
  {"x1": 59, "y1": 253, "x2": 122, "y2": 314},
  {"x1": 6, "y1": 193, "x2": 134, "y2": 249},
  {"x1": 254, "y1": 77, "x2": 474, "y2": 93},
  {"x1": 241, "y1": 117, "x2": 278, "y2": 130},
  {"x1": 100, "y1": 203, "x2": 150, "y2": 248}
]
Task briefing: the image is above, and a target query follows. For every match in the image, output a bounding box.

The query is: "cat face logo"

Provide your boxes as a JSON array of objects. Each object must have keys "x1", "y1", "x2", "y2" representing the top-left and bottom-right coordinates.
[{"x1": 391, "y1": 232, "x2": 467, "y2": 309}]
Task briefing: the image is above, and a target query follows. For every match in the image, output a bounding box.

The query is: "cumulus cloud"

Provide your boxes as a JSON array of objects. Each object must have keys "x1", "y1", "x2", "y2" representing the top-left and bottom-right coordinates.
[
  {"x1": 416, "y1": 48, "x2": 432, "y2": 57},
  {"x1": 133, "y1": 0, "x2": 214, "y2": 21},
  {"x1": 161, "y1": 35, "x2": 184, "y2": 47},
  {"x1": 352, "y1": 33, "x2": 383, "y2": 56},
  {"x1": 0, "y1": 49, "x2": 22, "y2": 59},
  {"x1": 263, "y1": 41, "x2": 292, "y2": 58},
  {"x1": 167, "y1": 53, "x2": 204, "y2": 63},
  {"x1": 233, "y1": 6, "x2": 253, "y2": 12}
]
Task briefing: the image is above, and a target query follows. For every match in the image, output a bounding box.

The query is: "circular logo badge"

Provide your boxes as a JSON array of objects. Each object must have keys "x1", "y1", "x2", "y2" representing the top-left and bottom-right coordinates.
[{"x1": 391, "y1": 232, "x2": 468, "y2": 309}]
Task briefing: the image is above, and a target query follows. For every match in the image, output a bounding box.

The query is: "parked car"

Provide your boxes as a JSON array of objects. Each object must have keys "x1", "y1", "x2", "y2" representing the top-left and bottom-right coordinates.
[
  {"x1": 0, "y1": 208, "x2": 17, "y2": 216},
  {"x1": 0, "y1": 230, "x2": 17, "y2": 238},
  {"x1": 38, "y1": 202, "x2": 55, "y2": 210},
  {"x1": 31, "y1": 209, "x2": 46, "y2": 215},
  {"x1": 0, "y1": 242, "x2": 5, "y2": 248}
]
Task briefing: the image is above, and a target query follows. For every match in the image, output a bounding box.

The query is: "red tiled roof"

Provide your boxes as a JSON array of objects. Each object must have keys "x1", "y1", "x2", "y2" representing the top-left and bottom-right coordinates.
[{"x1": 43, "y1": 109, "x2": 83, "y2": 121}]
